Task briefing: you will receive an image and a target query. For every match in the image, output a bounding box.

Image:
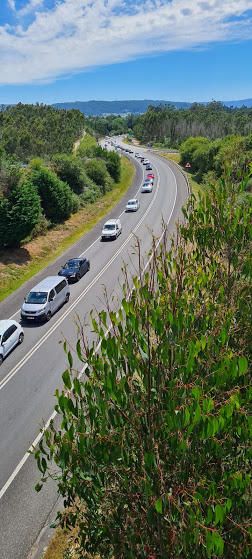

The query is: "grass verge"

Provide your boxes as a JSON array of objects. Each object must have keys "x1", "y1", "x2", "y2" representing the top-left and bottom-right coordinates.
[
  {"x1": 0, "y1": 157, "x2": 134, "y2": 302},
  {"x1": 158, "y1": 152, "x2": 204, "y2": 199},
  {"x1": 42, "y1": 528, "x2": 70, "y2": 559}
]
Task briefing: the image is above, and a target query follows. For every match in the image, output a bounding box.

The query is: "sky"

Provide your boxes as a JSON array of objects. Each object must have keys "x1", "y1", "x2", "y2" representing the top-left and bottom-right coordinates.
[{"x1": 0, "y1": 0, "x2": 252, "y2": 104}]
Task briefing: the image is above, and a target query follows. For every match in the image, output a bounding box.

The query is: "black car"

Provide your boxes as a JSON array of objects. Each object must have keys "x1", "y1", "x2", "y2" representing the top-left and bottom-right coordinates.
[{"x1": 58, "y1": 258, "x2": 90, "y2": 282}]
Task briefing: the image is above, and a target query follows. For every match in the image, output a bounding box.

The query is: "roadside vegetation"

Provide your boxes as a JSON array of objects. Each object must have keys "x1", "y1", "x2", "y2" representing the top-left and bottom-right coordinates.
[
  {"x1": 36, "y1": 169, "x2": 252, "y2": 558},
  {"x1": 133, "y1": 102, "x2": 252, "y2": 146},
  {"x1": 0, "y1": 104, "x2": 136, "y2": 301},
  {"x1": 0, "y1": 156, "x2": 134, "y2": 301},
  {"x1": 0, "y1": 103, "x2": 85, "y2": 159}
]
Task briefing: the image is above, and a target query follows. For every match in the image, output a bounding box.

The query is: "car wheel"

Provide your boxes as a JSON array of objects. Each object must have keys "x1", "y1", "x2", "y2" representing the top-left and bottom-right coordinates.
[
  {"x1": 18, "y1": 332, "x2": 24, "y2": 344},
  {"x1": 87, "y1": 262, "x2": 90, "y2": 271},
  {"x1": 65, "y1": 292, "x2": 70, "y2": 303},
  {"x1": 46, "y1": 310, "x2": 52, "y2": 321},
  {"x1": 76, "y1": 273, "x2": 81, "y2": 282},
  {"x1": 0, "y1": 355, "x2": 3, "y2": 366}
]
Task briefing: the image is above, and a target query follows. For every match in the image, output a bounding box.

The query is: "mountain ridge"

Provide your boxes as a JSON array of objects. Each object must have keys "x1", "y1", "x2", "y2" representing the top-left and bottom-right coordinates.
[
  {"x1": 1, "y1": 98, "x2": 252, "y2": 116},
  {"x1": 52, "y1": 98, "x2": 252, "y2": 115}
]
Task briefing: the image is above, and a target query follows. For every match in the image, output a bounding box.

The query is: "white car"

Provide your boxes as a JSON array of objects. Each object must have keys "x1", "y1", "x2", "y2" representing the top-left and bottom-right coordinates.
[
  {"x1": 143, "y1": 159, "x2": 150, "y2": 165},
  {"x1": 141, "y1": 182, "x2": 153, "y2": 193},
  {"x1": 101, "y1": 219, "x2": 122, "y2": 240},
  {"x1": 126, "y1": 199, "x2": 140, "y2": 212},
  {"x1": 0, "y1": 320, "x2": 24, "y2": 365}
]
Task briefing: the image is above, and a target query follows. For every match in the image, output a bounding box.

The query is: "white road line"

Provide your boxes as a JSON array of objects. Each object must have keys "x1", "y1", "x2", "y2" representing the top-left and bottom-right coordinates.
[
  {"x1": 0, "y1": 163, "x2": 159, "y2": 393},
  {"x1": 0, "y1": 160, "x2": 179, "y2": 502},
  {"x1": 8, "y1": 156, "x2": 145, "y2": 320}
]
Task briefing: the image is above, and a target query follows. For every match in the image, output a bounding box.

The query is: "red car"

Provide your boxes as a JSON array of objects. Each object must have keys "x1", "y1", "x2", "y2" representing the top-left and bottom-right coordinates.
[{"x1": 147, "y1": 173, "x2": 154, "y2": 179}]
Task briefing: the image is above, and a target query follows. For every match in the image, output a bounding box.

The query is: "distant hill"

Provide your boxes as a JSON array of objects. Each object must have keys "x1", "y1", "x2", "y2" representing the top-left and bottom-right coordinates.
[
  {"x1": 52, "y1": 99, "x2": 191, "y2": 115},
  {"x1": 53, "y1": 98, "x2": 252, "y2": 115},
  {"x1": 222, "y1": 99, "x2": 252, "y2": 108},
  {"x1": 1, "y1": 99, "x2": 252, "y2": 116}
]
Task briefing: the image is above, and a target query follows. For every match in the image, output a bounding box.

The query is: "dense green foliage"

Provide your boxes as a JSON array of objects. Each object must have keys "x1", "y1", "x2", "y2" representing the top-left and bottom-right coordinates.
[
  {"x1": 87, "y1": 114, "x2": 133, "y2": 137},
  {"x1": 36, "y1": 177, "x2": 252, "y2": 558},
  {"x1": 180, "y1": 135, "x2": 252, "y2": 182},
  {"x1": 52, "y1": 154, "x2": 93, "y2": 195},
  {"x1": 0, "y1": 103, "x2": 85, "y2": 160},
  {"x1": 133, "y1": 103, "x2": 252, "y2": 146},
  {"x1": 31, "y1": 167, "x2": 78, "y2": 223},
  {"x1": 0, "y1": 179, "x2": 41, "y2": 247},
  {"x1": 0, "y1": 105, "x2": 124, "y2": 248}
]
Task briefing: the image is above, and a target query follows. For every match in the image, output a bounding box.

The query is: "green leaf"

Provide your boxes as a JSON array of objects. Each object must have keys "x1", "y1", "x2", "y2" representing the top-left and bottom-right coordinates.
[
  {"x1": 67, "y1": 351, "x2": 73, "y2": 369},
  {"x1": 238, "y1": 356, "x2": 248, "y2": 375},
  {"x1": 214, "y1": 504, "x2": 224, "y2": 525},
  {"x1": 155, "y1": 497, "x2": 163, "y2": 514},
  {"x1": 62, "y1": 369, "x2": 72, "y2": 390}
]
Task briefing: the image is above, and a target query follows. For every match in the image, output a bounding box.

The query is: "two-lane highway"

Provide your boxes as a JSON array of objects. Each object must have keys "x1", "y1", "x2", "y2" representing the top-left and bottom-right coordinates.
[{"x1": 0, "y1": 146, "x2": 189, "y2": 559}]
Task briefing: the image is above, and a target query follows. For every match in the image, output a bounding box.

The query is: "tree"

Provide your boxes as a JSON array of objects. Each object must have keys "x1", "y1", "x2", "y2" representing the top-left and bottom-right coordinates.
[
  {"x1": 85, "y1": 158, "x2": 111, "y2": 194},
  {"x1": 94, "y1": 146, "x2": 121, "y2": 182},
  {"x1": 0, "y1": 179, "x2": 41, "y2": 247},
  {"x1": 52, "y1": 153, "x2": 91, "y2": 194},
  {"x1": 31, "y1": 166, "x2": 76, "y2": 222},
  {"x1": 35, "y1": 177, "x2": 251, "y2": 559},
  {"x1": 77, "y1": 133, "x2": 97, "y2": 157}
]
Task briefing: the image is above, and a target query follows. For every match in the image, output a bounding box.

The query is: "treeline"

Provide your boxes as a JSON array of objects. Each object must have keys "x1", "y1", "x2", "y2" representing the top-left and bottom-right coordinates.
[
  {"x1": 0, "y1": 134, "x2": 121, "y2": 248},
  {"x1": 86, "y1": 102, "x2": 252, "y2": 150},
  {"x1": 133, "y1": 102, "x2": 252, "y2": 146},
  {"x1": 86, "y1": 114, "x2": 134, "y2": 137},
  {"x1": 36, "y1": 174, "x2": 252, "y2": 558},
  {"x1": 0, "y1": 103, "x2": 85, "y2": 159},
  {"x1": 180, "y1": 134, "x2": 252, "y2": 186}
]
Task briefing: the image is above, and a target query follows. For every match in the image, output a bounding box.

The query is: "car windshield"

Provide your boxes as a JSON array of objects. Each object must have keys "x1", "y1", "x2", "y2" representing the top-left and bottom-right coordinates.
[
  {"x1": 127, "y1": 201, "x2": 136, "y2": 205},
  {"x1": 104, "y1": 224, "x2": 116, "y2": 230},
  {"x1": 25, "y1": 291, "x2": 47, "y2": 304},
  {"x1": 64, "y1": 260, "x2": 80, "y2": 269}
]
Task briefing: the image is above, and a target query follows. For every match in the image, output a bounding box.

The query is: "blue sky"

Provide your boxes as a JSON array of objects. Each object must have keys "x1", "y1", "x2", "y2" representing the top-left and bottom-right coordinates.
[{"x1": 1, "y1": 1, "x2": 252, "y2": 104}]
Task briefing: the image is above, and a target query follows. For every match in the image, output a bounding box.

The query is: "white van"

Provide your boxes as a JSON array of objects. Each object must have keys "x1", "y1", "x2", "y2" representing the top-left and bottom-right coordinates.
[
  {"x1": 21, "y1": 276, "x2": 70, "y2": 322},
  {"x1": 101, "y1": 219, "x2": 122, "y2": 241}
]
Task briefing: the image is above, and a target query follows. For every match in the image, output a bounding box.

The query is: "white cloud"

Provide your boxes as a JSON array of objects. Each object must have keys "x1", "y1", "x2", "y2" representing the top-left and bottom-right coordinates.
[
  {"x1": 1, "y1": 0, "x2": 252, "y2": 84},
  {"x1": 19, "y1": 1, "x2": 44, "y2": 17}
]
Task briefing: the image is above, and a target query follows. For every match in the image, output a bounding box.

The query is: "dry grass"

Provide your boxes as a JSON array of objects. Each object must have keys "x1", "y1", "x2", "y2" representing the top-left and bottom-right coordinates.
[
  {"x1": 42, "y1": 527, "x2": 101, "y2": 559},
  {"x1": 42, "y1": 528, "x2": 70, "y2": 559},
  {"x1": 0, "y1": 157, "x2": 135, "y2": 302}
]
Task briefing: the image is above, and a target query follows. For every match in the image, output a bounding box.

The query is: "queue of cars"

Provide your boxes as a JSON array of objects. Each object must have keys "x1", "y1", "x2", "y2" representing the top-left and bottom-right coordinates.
[{"x1": 0, "y1": 144, "x2": 155, "y2": 364}]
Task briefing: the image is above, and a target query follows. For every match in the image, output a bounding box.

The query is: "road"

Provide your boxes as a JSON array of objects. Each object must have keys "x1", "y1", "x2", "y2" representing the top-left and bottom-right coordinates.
[{"x1": 0, "y1": 144, "x2": 189, "y2": 559}]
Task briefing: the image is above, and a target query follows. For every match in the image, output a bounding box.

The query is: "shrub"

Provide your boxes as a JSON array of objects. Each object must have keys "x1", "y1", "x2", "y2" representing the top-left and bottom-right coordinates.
[
  {"x1": 85, "y1": 158, "x2": 110, "y2": 195},
  {"x1": 31, "y1": 167, "x2": 76, "y2": 223},
  {"x1": 79, "y1": 183, "x2": 101, "y2": 206},
  {"x1": 52, "y1": 154, "x2": 90, "y2": 194},
  {"x1": 0, "y1": 178, "x2": 41, "y2": 247},
  {"x1": 77, "y1": 133, "x2": 97, "y2": 157},
  {"x1": 36, "y1": 177, "x2": 252, "y2": 558}
]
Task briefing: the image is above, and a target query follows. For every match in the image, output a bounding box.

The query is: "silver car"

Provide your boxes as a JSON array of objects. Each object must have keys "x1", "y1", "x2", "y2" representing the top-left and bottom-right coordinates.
[
  {"x1": 21, "y1": 276, "x2": 70, "y2": 322},
  {"x1": 125, "y1": 199, "x2": 140, "y2": 212}
]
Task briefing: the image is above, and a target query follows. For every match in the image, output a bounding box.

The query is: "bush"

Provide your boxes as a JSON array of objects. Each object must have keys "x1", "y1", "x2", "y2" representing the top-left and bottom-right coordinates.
[
  {"x1": 0, "y1": 178, "x2": 41, "y2": 247},
  {"x1": 31, "y1": 167, "x2": 76, "y2": 223},
  {"x1": 52, "y1": 154, "x2": 90, "y2": 194},
  {"x1": 79, "y1": 183, "x2": 101, "y2": 206},
  {"x1": 85, "y1": 158, "x2": 110, "y2": 195},
  {"x1": 77, "y1": 133, "x2": 97, "y2": 157},
  {"x1": 36, "y1": 177, "x2": 252, "y2": 558},
  {"x1": 93, "y1": 146, "x2": 121, "y2": 182}
]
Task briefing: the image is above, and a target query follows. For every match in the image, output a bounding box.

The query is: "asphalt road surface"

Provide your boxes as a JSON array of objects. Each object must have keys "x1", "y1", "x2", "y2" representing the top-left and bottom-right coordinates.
[{"x1": 0, "y1": 143, "x2": 189, "y2": 559}]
